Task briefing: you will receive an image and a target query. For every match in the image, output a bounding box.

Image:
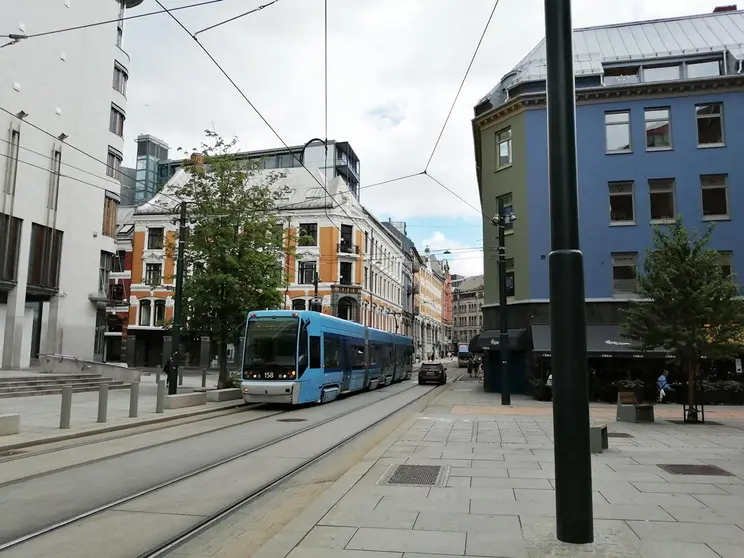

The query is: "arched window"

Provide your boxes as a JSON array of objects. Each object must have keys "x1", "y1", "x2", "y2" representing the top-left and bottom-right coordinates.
[
  {"x1": 139, "y1": 300, "x2": 151, "y2": 326},
  {"x1": 154, "y1": 299, "x2": 166, "y2": 325}
]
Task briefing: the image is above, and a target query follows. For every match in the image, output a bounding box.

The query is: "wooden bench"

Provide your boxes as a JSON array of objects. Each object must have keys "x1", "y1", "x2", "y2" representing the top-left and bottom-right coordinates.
[
  {"x1": 616, "y1": 391, "x2": 655, "y2": 423},
  {"x1": 590, "y1": 423, "x2": 608, "y2": 453}
]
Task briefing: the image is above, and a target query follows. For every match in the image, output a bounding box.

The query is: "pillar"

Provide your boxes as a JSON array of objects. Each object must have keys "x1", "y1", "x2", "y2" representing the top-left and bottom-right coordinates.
[
  {"x1": 42, "y1": 294, "x2": 61, "y2": 355},
  {"x1": 1, "y1": 222, "x2": 30, "y2": 370},
  {"x1": 200, "y1": 336, "x2": 210, "y2": 368},
  {"x1": 126, "y1": 332, "x2": 136, "y2": 366},
  {"x1": 162, "y1": 335, "x2": 172, "y2": 366}
]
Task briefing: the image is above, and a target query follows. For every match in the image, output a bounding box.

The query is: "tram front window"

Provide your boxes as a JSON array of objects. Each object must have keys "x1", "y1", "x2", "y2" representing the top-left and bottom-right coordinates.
[{"x1": 243, "y1": 317, "x2": 299, "y2": 379}]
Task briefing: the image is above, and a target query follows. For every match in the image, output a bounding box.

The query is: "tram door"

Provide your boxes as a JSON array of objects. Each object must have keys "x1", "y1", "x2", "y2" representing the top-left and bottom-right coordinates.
[{"x1": 340, "y1": 338, "x2": 352, "y2": 392}]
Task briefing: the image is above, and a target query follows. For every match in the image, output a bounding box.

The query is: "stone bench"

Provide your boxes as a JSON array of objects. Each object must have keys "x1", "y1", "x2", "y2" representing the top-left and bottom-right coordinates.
[
  {"x1": 0, "y1": 414, "x2": 20, "y2": 436},
  {"x1": 206, "y1": 388, "x2": 243, "y2": 402},
  {"x1": 590, "y1": 423, "x2": 608, "y2": 454},
  {"x1": 163, "y1": 392, "x2": 207, "y2": 410}
]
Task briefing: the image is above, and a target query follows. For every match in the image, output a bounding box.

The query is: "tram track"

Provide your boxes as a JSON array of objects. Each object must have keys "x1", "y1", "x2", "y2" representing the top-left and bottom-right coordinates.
[{"x1": 0, "y1": 375, "x2": 439, "y2": 556}]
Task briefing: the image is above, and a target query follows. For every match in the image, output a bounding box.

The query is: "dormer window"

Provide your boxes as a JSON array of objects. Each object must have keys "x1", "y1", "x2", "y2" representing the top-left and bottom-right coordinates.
[
  {"x1": 643, "y1": 64, "x2": 680, "y2": 83},
  {"x1": 604, "y1": 67, "x2": 639, "y2": 86},
  {"x1": 687, "y1": 59, "x2": 723, "y2": 79}
]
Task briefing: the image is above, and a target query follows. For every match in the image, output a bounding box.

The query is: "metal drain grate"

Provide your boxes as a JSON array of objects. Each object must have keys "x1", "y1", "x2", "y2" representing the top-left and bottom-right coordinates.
[
  {"x1": 277, "y1": 418, "x2": 307, "y2": 423},
  {"x1": 657, "y1": 464, "x2": 733, "y2": 476},
  {"x1": 377, "y1": 464, "x2": 449, "y2": 487},
  {"x1": 608, "y1": 432, "x2": 634, "y2": 438},
  {"x1": 667, "y1": 420, "x2": 723, "y2": 426},
  {"x1": 0, "y1": 450, "x2": 25, "y2": 458}
]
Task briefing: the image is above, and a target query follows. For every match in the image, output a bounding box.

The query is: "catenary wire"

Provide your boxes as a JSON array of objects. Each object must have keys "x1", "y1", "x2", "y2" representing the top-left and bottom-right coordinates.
[
  {"x1": 0, "y1": 0, "x2": 232, "y2": 43},
  {"x1": 424, "y1": 0, "x2": 501, "y2": 172},
  {"x1": 194, "y1": 0, "x2": 282, "y2": 36},
  {"x1": 152, "y1": 0, "x2": 362, "y2": 236}
]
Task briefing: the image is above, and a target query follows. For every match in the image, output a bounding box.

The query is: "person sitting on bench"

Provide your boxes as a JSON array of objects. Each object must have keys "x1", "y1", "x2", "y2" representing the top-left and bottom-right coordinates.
[{"x1": 657, "y1": 370, "x2": 676, "y2": 402}]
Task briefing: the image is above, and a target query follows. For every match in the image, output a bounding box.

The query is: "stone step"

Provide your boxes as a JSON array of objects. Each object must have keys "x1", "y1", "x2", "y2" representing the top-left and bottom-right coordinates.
[
  {"x1": 0, "y1": 379, "x2": 124, "y2": 394},
  {"x1": 0, "y1": 374, "x2": 102, "y2": 384},
  {"x1": 0, "y1": 383, "x2": 129, "y2": 399}
]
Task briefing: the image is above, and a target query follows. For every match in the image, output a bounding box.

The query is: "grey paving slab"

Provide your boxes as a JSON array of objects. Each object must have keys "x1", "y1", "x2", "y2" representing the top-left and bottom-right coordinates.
[
  {"x1": 627, "y1": 519, "x2": 744, "y2": 545},
  {"x1": 449, "y1": 466, "x2": 509, "y2": 478},
  {"x1": 631, "y1": 481, "x2": 728, "y2": 494},
  {"x1": 287, "y1": 548, "x2": 402, "y2": 558},
  {"x1": 520, "y1": 516, "x2": 642, "y2": 557},
  {"x1": 346, "y1": 527, "x2": 466, "y2": 555},
  {"x1": 428, "y1": 486, "x2": 517, "y2": 502},
  {"x1": 413, "y1": 511, "x2": 520, "y2": 534},
  {"x1": 661, "y1": 504, "x2": 744, "y2": 523},
  {"x1": 471, "y1": 477, "x2": 552, "y2": 489},
  {"x1": 709, "y1": 542, "x2": 743, "y2": 558},
  {"x1": 465, "y1": 533, "x2": 529, "y2": 558},
  {"x1": 637, "y1": 541, "x2": 720, "y2": 558},
  {"x1": 597, "y1": 488, "x2": 705, "y2": 507},
  {"x1": 470, "y1": 499, "x2": 557, "y2": 517},
  {"x1": 445, "y1": 476, "x2": 471, "y2": 487},
  {"x1": 513, "y1": 488, "x2": 609, "y2": 506},
  {"x1": 375, "y1": 495, "x2": 471, "y2": 513},
  {"x1": 593, "y1": 503, "x2": 676, "y2": 521},
  {"x1": 319, "y1": 509, "x2": 418, "y2": 530},
  {"x1": 404, "y1": 457, "x2": 472, "y2": 467},
  {"x1": 298, "y1": 526, "x2": 357, "y2": 550}
]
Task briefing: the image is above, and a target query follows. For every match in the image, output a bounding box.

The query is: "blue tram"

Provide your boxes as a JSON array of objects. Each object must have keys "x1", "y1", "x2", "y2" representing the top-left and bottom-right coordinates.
[{"x1": 240, "y1": 310, "x2": 415, "y2": 405}]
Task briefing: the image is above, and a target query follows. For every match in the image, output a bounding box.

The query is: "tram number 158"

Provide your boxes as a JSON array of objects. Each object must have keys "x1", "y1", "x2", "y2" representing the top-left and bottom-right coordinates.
[{"x1": 264, "y1": 372, "x2": 274, "y2": 379}]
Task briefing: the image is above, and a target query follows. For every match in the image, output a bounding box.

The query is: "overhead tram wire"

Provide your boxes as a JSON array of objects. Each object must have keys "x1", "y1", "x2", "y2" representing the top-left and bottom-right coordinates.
[
  {"x1": 423, "y1": 0, "x2": 501, "y2": 172},
  {"x1": 0, "y1": 104, "x2": 185, "y2": 209},
  {"x1": 194, "y1": 0, "x2": 282, "y2": 36},
  {"x1": 152, "y1": 0, "x2": 360, "y2": 236},
  {"x1": 0, "y1": 0, "x2": 233, "y2": 44}
]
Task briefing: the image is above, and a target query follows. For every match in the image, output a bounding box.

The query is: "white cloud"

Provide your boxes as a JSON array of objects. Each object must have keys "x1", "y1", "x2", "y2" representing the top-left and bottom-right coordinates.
[
  {"x1": 422, "y1": 232, "x2": 484, "y2": 277},
  {"x1": 122, "y1": 0, "x2": 720, "y2": 220}
]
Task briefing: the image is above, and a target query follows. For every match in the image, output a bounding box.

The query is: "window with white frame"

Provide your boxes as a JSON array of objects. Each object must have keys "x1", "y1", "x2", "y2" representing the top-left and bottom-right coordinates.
[
  {"x1": 696, "y1": 103, "x2": 724, "y2": 146},
  {"x1": 154, "y1": 299, "x2": 166, "y2": 325},
  {"x1": 644, "y1": 107, "x2": 671, "y2": 150},
  {"x1": 496, "y1": 128, "x2": 512, "y2": 169},
  {"x1": 298, "y1": 261, "x2": 316, "y2": 284},
  {"x1": 144, "y1": 263, "x2": 162, "y2": 286},
  {"x1": 648, "y1": 179, "x2": 676, "y2": 222},
  {"x1": 113, "y1": 63, "x2": 128, "y2": 95},
  {"x1": 109, "y1": 104, "x2": 125, "y2": 136},
  {"x1": 716, "y1": 251, "x2": 733, "y2": 279},
  {"x1": 139, "y1": 300, "x2": 151, "y2": 326},
  {"x1": 611, "y1": 252, "x2": 638, "y2": 295},
  {"x1": 605, "y1": 111, "x2": 631, "y2": 153},
  {"x1": 608, "y1": 182, "x2": 634, "y2": 224},
  {"x1": 701, "y1": 174, "x2": 729, "y2": 219},
  {"x1": 107, "y1": 148, "x2": 122, "y2": 179}
]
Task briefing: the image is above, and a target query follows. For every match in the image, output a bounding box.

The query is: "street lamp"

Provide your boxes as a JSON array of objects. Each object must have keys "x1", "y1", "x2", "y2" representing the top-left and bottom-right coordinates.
[
  {"x1": 310, "y1": 272, "x2": 322, "y2": 312},
  {"x1": 385, "y1": 309, "x2": 401, "y2": 333},
  {"x1": 490, "y1": 200, "x2": 517, "y2": 405}
]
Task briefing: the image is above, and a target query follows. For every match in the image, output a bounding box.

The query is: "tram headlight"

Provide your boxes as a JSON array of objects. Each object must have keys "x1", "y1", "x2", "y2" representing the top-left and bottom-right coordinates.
[{"x1": 289, "y1": 370, "x2": 296, "y2": 378}]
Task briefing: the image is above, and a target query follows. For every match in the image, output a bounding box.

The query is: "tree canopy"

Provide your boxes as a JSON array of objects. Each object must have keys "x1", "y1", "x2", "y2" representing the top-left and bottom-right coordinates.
[
  {"x1": 169, "y1": 131, "x2": 292, "y2": 386},
  {"x1": 621, "y1": 218, "x2": 744, "y2": 412}
]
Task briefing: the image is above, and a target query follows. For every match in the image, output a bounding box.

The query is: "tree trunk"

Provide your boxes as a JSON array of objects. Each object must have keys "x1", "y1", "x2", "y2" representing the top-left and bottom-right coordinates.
[{"x1": 217, "y1": 332, "x2": 228, "y2": 389}]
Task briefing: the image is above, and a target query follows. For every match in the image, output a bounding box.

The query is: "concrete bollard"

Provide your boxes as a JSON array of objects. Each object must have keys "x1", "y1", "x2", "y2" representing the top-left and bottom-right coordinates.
[
  {"x1": 156, "y1": 380, "x2": 165, "y2": 414},
  {"x1": 201, "y1": 368, "x2": 207, "y2": 388},
  {"x1": 129, "y1": 381, "x2": 139, "y2": 418},
  {"x1": 178, "y1": 368, "x2": 183, "y2": 386},
  {"x1": 97, "y1": 384, "x2": 108, "y2": 424},
  {"x1": 60, "y1": 385, "x2": 72, "y2": 429},
  {"x1": 155, "y1": 365, "x2": 161, "y2": 386}
]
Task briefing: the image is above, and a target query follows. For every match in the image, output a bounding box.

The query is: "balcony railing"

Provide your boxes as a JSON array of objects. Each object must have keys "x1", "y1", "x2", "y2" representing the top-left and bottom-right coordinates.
[{"x1": 338, "y1": 242, "x2": 359, "y2": 255}]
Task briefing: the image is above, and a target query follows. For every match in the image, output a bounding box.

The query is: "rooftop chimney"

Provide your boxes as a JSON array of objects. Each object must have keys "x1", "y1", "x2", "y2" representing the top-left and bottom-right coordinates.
[{"x1": 713, "y1": 5, "x2": 737, "y2": 12}]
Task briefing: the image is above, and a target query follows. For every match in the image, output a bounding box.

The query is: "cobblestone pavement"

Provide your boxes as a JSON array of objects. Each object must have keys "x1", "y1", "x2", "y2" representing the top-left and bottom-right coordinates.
[{"x1": 239, "y1": 378, "x2": 744, "y2": 557}]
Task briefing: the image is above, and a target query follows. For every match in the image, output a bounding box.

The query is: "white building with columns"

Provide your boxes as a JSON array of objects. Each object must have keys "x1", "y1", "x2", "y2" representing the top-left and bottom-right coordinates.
[{"x1": 0, "y1": 0, "x2": 140, "y2": 368}]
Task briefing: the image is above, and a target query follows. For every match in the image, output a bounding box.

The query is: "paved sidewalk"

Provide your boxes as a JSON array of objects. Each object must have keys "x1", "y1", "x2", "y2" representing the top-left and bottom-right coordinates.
[
  {"x1": 0, "y1": 372, "x2": 241, "y2": 450},
  {"x1": 253, "y1": 377, "x2": 744, "y2": 557}
]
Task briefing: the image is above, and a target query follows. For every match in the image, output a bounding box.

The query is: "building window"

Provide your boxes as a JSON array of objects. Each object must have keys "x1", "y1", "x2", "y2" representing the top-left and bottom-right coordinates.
[
  {"x1": 112, "y1": 63, "x2": 128, "y2": 96},
  {"x1": 109, "y1": 104, "x2": 125, "y2": 136},
  {"x1": 643, "y1": 64, "x2": 680, "y2": 83},
  {"x1": 608, "y1": 181, "x2": 634, "y2": 224},
  {"x1": 612, "y1": 252, "x2": 638, "y2": 295},
  {"x1": 603, "y1": 66, "x2": 639, "y2": 86},
  {"x1": 696, "y1": 103, "x2": 724, "y2": 146},
  {"x1": 49, "y1": 149, "x2": 62, "y2": 210},
  {"x1": 298, "y1": 223, "x2": 317, "y2": 246},
  {"x1": 701, "y1": 174, "x2": 729, "y2": 219},
  {"x1": 496, "y1": 193, "x2": 514, "y2": 231},
  {"x1": 154, "y1": 299, "x2": 166, "y2": 325},
  {"x1": 686, "y1": 59, "x2": 722, "y2": 79},
  {"x1": 115, "y1": 250, "x2": 126, "y2": 272},
  {"x1": 147, "y1": 227, "x2": 164, "y2": 249},
  {"x1": 605, "y1": 111, "x2": 631, "y2": 153},
  {"x1": 0, "y1": 213, "x2": 22, "y2": 283},
  {"x1": 107, "y1": 148, "x2": 122, "y2": 179},
  {"x1": 139, "y1": 300, "x2": 151, "y2": 326},
  {"x1": 99, "y1": 251, "x2": 113, "y2": 294},
  {"x1": 505, "y1": 258, "x2": 515, "y2": 297},
  {"x1": 102, "y1": 196, "x2": 117, "y2": 238},
  {"x1": 145, "y1": 263, "x2": 162, "y2": 286},
  {"x1": 292, "y1": 299, "x2": 306, "y2": 310},
  {"x1": 648, "y1": 179, "x2": 676, "y2": 222},
  {"x1": 644, "y1": 108, "x2": 671, "y2": 150},
  {"x1": 496, "y1": 128, "x2": 512, "y2": 169},
  {"x1": 3, "y1": 129, "x2": 20, "y2": 195},
  {"x1": 340, "y1": 262, "x2": 352, "y2": 285},
  {"x1": 27, "y1": 224, "x2": 64, "y2": 290},
  {"x1": 110, "y1": 283, "x2": 125, "y2": 302},
  {"x1": 298, "y1": 261, "x2": 316, "y2": 285},
  {"x1": 716, "y1": 251, "x2": 733, "y2": 279}
]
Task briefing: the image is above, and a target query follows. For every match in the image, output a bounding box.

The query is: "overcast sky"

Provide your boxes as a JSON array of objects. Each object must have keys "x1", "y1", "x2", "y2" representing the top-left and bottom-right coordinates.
[{"x1": 123, "y1": 0, "x2": 724, "y2": 276}]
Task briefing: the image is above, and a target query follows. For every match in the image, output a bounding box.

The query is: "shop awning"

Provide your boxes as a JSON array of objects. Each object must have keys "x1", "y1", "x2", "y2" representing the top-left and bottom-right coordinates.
[
  {"x1": 530, "y1": 324, "x2": 673, "y2": 358},
  {"x1": 471, "y1": 329, "x2": 529, "y2": 353}
]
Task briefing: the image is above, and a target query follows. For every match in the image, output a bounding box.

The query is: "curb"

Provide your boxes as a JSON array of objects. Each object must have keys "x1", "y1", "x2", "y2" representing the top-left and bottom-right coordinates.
[{"x1": 0, "y1": 401, "x2": 248, "y2": 453}]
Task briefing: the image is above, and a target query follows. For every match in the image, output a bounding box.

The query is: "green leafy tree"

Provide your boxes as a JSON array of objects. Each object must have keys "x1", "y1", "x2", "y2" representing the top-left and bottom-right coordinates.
[
  {"x1": 169, "y1": 131, "x2": 294, "y2": 388},
  {"x1": 621, "y1": 218, "x2": 744, "y2": 412}
]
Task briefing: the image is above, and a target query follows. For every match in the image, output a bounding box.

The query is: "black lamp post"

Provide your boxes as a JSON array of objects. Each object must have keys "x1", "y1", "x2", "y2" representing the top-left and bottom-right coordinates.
[
  {"x1": 310, "y1": 272, "x2": 322, "y2": 312},
  {"x1": 544, "y1": 0, "x2": 593, "y2": 544},
  {"x1": 489, "y1": 200, "x2": 516, "y2": 404}
]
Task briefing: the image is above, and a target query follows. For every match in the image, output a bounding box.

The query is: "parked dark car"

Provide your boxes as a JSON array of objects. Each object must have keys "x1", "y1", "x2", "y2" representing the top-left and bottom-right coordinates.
[{"x1": 419, "y1": 363, "x2": 447, "y2": 385}]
